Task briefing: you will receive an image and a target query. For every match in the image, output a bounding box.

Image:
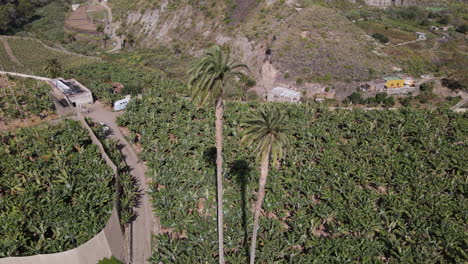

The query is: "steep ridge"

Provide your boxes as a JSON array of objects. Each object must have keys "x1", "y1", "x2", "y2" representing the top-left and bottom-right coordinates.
[{"x1": 108, "y1": 0, "x2": 394, "y2": 96}]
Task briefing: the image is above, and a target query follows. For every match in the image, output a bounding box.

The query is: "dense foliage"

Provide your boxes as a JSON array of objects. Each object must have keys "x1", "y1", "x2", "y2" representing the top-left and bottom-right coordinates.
[
  {"x1": 0, "y1": 120, "x2": 115, "y2": 256},
  {"x1": 0, "y1": 76, "x2": 55, "y2": 121},
  {"x1": 118, "y1": 85, "x2": 467, "y2": 263},
  {"x1": 65, "y1": 62, "x2": 186, "y2": 104},
  {"x1": 0, "y1": 0, "x2": 53, "y2": 34},
  {"x1": 85, "y1": 117, "x2": 139, "y2": 225}
]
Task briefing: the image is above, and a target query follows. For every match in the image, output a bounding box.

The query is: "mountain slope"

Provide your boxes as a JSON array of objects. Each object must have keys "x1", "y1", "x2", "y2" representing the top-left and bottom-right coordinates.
[{"x1": 109, "y1": 0, "x2": 394, "y2": 96}]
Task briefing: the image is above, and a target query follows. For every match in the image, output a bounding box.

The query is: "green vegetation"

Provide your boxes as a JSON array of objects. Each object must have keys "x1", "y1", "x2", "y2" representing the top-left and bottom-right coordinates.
[
  {"x1": 241, "y1": 107, "x2": 290, "y2": 264},
  {"x1": 345, "y1": 92, "x2": 396, "y2": 107},
  {"x1": 64, "y1": 62, "x2": 185, "y2": 105},
  {"x1": 0, "y1": 120, "x2": 115, "y2": 256},
  {"x1": 4, "y1": 38, "x2": 96, "y2": 76},
  {"x1": 188, "y1": 45, "x2": 248, "y2": 263},
  {"x1": 0, "y1": 0, "x2": 53, "y2": 34},
  {"x1": 371, "y1": 32, "x2": 390, "y2": 43},
  {"x1": 103, "y1": 48, "x2": 194, "y2": 80},
  {"x1": 0, "y1": 76, "x2": 55, "y2": 122},
  {"x1": 85, "y1": 117, "x2": 139, "y2": 225},
  {"x1": 97, "y1": 256, "x2": 124, "y2": 264},
  {"x1": 17, "y1": 1, "x2": 69, "y2": 43},
  {"x1": 118, "y1": 82, "x2": 467, "y2": 263}
]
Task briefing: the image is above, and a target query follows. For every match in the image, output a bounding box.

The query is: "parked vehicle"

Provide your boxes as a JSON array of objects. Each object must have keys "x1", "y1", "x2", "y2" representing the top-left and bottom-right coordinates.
[{"x1": 114, "y1": 96, "x2": 130, "y2": 111}]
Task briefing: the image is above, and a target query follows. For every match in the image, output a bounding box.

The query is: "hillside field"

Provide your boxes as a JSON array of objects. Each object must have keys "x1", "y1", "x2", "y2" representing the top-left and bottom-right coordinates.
[
  {"x1": 0, "y1": 120, "x2": 115, "y2": 257},
  {"x1": 117, "y1": 83, "x2": 468, "y2": 263},
  {"x1": 0, "y1": 37, "x2": 97, "y2": 76}
]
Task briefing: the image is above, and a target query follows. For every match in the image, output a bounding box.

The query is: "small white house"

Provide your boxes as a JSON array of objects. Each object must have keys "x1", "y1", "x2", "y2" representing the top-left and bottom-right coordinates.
[
  {"x1": 114, "y1": 95, "x2": 131, "y2": 111},
  {"x1": 49, "y1": 78, "x2": 93, "y2": 107},
  {"x1": 267, "y1": 87, "x2": 301, "y2": 103},
  {"x1": 71, "y1": 4, "x2": 80, "y2": 11}
]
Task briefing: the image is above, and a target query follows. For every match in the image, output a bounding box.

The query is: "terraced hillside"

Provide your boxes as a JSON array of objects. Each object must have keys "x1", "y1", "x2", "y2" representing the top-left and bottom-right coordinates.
[
  {"x1": 0, "y1": 37, "x2": 97, "y2": 76},
  {"x1": 108, "y1": 0, "x2": 467, "y2": 96}
]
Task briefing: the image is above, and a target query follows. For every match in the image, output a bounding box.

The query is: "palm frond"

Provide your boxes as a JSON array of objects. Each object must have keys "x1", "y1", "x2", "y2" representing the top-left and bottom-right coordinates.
[{"x1": 241, "y1": 106, "x2": 290, "y2": 166}]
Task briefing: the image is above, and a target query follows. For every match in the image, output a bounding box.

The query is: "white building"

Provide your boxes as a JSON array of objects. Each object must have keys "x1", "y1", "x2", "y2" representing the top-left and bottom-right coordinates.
[
  {"x1": 267, "y1": 87, "x2": 301, "y2": 103},
  {"x1": 49, "y1": 78, "x2": 93, "y2": 107},
  {"x1": 71, "y1": 4, "x2": 80, "y2": 11}
]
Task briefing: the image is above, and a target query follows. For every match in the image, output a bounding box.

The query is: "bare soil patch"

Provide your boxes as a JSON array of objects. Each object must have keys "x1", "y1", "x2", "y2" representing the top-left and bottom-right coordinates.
[{"x1": 65, "y1": 5, "x2": 102, "y2": 35}]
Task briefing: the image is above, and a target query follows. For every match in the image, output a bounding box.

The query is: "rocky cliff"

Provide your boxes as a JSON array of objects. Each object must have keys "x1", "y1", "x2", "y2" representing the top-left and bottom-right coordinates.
[
  {"x1": 352, "y1": 0, "x2": 437, "y2": 7},
  {"x1": 112, "y1": 0, "x2": 459, "y2": 97}
]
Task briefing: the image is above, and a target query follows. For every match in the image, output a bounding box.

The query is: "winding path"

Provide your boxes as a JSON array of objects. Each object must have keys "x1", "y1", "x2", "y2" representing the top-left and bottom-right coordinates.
[
  {"x1": 0, "y1": 37, "x2": 23, "y2": 66},
  {"x1": 84, "y1": 101, "x2": 153, "y2": 264},
  {"x1": 96, "y1": 0, "x2": 122, "y2": 52}
]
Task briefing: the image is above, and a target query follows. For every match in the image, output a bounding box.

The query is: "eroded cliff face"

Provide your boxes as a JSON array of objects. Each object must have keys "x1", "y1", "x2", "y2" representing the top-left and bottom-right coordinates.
[{"x1": 111, "y1": 0, "x2": 394, "y2": 96}]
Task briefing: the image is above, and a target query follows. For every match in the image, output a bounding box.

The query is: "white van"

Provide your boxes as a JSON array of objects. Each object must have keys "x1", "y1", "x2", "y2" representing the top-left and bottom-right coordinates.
[{"x1": 114, "y1": 96, "x2": 130, "y2": 111}]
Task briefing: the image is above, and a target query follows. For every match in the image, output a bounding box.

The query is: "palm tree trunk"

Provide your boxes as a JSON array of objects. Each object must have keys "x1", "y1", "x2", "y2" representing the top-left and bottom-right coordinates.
[
  {"x1": 249, "y1": 143, "x2": 272, "y2": 264},
  {"x1": 215, "y1": 97, "x2": 225, "y2": 264}
]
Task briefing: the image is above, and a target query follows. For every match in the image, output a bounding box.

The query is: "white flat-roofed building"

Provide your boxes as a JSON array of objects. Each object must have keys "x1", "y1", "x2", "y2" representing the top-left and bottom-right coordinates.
[
  {"x1": 49, "y1": 78, "x2": 93, "y2": 107},
  {"x1": 267, "y1": 87, "x2": 301, "y2": 103}
]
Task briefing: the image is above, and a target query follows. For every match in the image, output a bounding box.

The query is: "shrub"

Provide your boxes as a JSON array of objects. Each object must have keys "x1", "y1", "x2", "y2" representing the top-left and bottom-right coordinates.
[
  {"x1": 296, "y1": 77, "x2": 304, "y2": 85},
  {"x1": 438, "y1": 15, "x2": 450, "y2": 25},
  {"x1": 283, "y1": 72, "x2": 290, "y2": 79},
  {"x1": 371, "y1": 33, "x2": 389, "y2": 43},
  {"x1": 419, "y1": 81, "x2": 434, "y2": 92},
  {"x1": 348, "y1": 92, "x2": 363, "y2": 104},
  {"x1": 375, "y1": 92, "x2": 388, "y2": 104},
  {"x1": 399, "y1": 96, "x2": 412, "y2": 107},
  {"x1": 441, "y1": 78, "x2": 464, "y2": 91},
  {"x1": 245, "y1": 78, "x2": 256, "y2": 88},
  {"x1": 383, "y1": 96, "x2": 395, "y2": 107},
  {"x1": 456, "y1": 24, "x2": 468, "y2": 34}
]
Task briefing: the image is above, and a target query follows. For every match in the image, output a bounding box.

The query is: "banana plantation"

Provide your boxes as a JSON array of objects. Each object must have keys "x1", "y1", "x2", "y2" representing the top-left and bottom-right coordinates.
[
  {"x1": 118, "y1": 84, "x2": 467, "y2": 263},
  {"x1": 65, "y1": 62, "x2": 186, "y2": 105},
  {"x1": 0, "y1": 120, "x2": 115, "y2": 257},
  {"x1": 0, "y1": 77, "x2": 55, "y2": 121}
]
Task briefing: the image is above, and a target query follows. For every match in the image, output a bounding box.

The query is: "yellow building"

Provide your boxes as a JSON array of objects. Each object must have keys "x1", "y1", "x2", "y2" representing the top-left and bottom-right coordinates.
[{"x1": 383, "y1": 76, "x2": 405, "y2": 88}]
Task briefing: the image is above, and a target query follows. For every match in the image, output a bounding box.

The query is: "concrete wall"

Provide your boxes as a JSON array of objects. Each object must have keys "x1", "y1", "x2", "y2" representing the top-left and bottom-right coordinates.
[{"x1": 0, "y1": 114, "x2": 126, "y2": 264}]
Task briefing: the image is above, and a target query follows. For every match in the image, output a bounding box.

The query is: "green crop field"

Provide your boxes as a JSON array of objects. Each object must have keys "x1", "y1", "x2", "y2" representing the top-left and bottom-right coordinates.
[
  {"x1": 0, "y1": 76, "x2": 55, "y2": 122},
  {"x1": 0, "y1": 120, "x2": 115, "y2": 257},
  {"x1": 0, "y1": 42, "x2": 21, "y2": 72},
  {"x1": 0, "y1": 38, "x2": 96, "y2": 76},
  {"x1": 117, "y1": 83, "x2": 468, "y2": 263}
]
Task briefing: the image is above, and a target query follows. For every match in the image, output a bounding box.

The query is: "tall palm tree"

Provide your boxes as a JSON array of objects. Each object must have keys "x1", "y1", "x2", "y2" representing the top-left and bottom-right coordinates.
[
  {"x1": 188, "y1": 45, "x2": 247, "y2": 264},
  {"x1": 241, "y1": 107, "x2": 290, "y2": 264},
  {"x1": 43, "y1": 59, "x2": 62, "y2": 78}
]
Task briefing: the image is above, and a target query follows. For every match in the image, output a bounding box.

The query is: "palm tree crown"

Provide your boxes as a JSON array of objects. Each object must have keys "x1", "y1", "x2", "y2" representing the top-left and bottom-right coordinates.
[
  {"x1": 242, "y1": 107, "x2": 290, "y2": 166},
  {"x1": 188, "y1": 45, "x2": 247, "y2": 106},
  {"x1": 242, "y1": 106, "x2": 290, "y2": 264},
  {"x1": 44, "y1": 58, "x2": 62, "y2": 78}
]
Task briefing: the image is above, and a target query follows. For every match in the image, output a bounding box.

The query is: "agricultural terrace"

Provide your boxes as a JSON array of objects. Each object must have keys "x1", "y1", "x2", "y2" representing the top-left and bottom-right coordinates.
[
  {"x1": 0, "y1": 38, "x2": 96, "y2": 76},
  {"x1": 0, "y1": 76, "x2": 55, "y2": 125},
  {"x1": 64, "y1": 62, "x2": 186, "y2": 105},
  {"x1": 0, "y1": 120, "x2": 115, "y2": 257},
  {"x1": 0, "y1": 42, "x2": 18, "y2": 72},
  {"x1": 118, "y1": 85, "x2": 468, "y2": 263}
]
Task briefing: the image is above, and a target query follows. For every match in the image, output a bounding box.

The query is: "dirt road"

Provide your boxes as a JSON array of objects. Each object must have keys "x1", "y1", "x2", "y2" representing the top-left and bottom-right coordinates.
[{"x1": 85, "y1": 101, "x2": 152, "y2": 263}]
